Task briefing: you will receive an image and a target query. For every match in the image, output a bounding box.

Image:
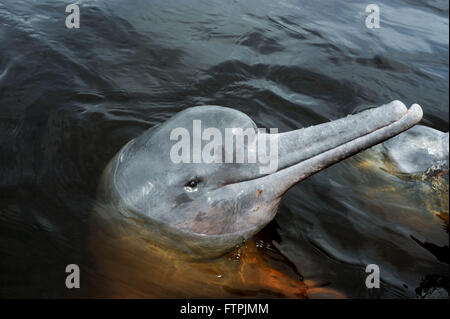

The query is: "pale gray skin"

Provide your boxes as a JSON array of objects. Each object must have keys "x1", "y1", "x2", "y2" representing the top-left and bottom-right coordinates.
[
  {"x1": 382, "y1": 125, "x2": 449, "y2": 175},
  {"x1": 98, "y1": 100, "x2": 423, "y2": 258}
]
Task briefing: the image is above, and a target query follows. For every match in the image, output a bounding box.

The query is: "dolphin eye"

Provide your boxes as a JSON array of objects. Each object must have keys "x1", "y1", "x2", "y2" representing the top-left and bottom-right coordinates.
[{"x1": 185, "y1": 177, "x2": 201, "y2": 189}]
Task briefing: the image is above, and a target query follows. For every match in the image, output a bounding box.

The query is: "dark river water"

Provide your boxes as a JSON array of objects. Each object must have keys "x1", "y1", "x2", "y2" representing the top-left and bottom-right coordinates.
[{"x1": 0, "y1": 0, "x2": 448, "y2": 298}]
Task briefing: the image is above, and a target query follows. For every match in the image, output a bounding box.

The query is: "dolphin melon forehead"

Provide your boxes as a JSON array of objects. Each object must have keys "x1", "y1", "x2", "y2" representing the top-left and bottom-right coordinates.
[
  {"x1": 112, "y1": 105, "x2": 259, "y2": 214},
  {"x1": 160, "y1": 105, "x2": 258, "y2": 132}
]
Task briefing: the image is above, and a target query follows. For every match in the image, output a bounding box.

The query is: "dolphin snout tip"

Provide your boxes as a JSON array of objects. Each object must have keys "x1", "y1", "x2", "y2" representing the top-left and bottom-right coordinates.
[
  {"x1": 388, "y1": 100, "x2": 408, "y2": 117},
  {"x1": 387, "y1": 100, "x2": 422, "y2": 124},
  {"x1": 409, "y1": 103, "x2": 424, "y2": 122}
]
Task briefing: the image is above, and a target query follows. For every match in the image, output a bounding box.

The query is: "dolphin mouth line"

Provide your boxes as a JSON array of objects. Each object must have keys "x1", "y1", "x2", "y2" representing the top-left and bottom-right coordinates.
[
  {"x1": 223, "y1": 103, "x2": 423, "y2": 200},
  {"x1": 188, "y1": 103, "x2": 423, "y2": 240}
]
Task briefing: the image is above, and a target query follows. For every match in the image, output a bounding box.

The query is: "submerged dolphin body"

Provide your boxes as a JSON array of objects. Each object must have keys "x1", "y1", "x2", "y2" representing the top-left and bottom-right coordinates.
[
  {"x1": 382, "y1": 125, "x2": 449, "y2": 175},
  {"x1": 98, "y1": 101, "x2": 423, "y2": 257}
]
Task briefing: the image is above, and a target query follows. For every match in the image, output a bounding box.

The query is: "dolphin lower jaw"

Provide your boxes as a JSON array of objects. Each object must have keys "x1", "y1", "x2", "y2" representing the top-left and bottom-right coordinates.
[{"x1": 98, "y1": 163, "x2": 278, "y2": 257}]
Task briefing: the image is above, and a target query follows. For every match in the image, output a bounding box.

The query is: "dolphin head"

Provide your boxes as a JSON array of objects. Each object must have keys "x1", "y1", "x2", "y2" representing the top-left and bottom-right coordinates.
[{"x1": 98, "y1": 101, "x2": 423, "y2": 257}]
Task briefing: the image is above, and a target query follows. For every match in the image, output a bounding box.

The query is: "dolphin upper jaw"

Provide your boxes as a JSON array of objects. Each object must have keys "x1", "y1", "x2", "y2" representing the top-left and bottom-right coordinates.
[{"x1": 229, "y1": 101, "x2": 423, "y2": 201}]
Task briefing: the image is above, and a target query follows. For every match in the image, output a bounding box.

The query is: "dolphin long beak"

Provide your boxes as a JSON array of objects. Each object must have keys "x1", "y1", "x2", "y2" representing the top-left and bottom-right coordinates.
[{"x1": 240, "y1": 101, "x2": 423, "y2": 200}]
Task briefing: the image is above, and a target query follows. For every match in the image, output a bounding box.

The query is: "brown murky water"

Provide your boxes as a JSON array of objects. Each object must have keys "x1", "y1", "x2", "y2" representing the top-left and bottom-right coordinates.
[
  {"x1": 84, "y1": 146, "x2": 447, "y2": 299},
  {"x1": 89, "y1": 208, "x2": 345, "y2": 298}
]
